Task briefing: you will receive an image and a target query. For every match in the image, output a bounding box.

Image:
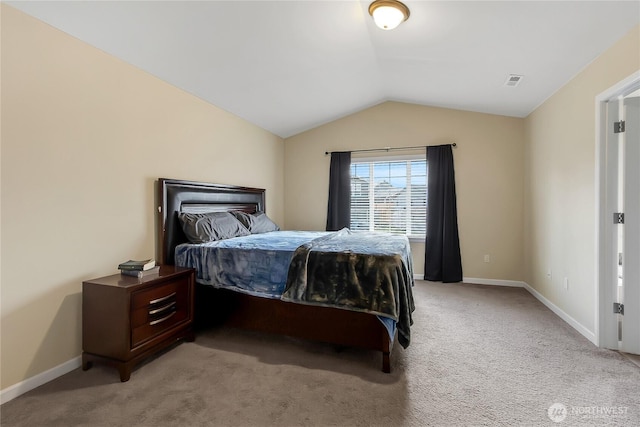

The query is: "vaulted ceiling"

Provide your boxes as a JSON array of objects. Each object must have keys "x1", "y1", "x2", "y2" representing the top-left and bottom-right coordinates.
[{"x1": 8, "y1": 1, "x2": 640, "y2": 137}]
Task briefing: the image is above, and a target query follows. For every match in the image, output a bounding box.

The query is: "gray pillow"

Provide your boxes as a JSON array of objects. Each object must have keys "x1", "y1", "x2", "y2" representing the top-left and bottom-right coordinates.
[
  {"x1": 178, "y1": 212, "x2": 250, "y2": 243},
  {"x1": 229, "y1": 211, "x2": 254, "y2": 229},
  {"x1": 252, "y1": 212, "x2": 280, "y2": 233},
  {"x1": 231, "y1": 211, "x2": 280, "y2": 234}
]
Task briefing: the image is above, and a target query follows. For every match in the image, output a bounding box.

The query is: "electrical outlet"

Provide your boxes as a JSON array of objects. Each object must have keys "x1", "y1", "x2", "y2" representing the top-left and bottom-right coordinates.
[
  {"x1": 484, "y1": 254, "x2": 490, "y2": 263},
  {"x1": 564, "y1": 277, "x2": 569, "y2": 290}
]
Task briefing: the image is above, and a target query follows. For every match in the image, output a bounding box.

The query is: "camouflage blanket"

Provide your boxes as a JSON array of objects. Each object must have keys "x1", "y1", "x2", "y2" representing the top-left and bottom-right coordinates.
[{"x1": 282, "y1": 228, "x2": 415, "y2": 348}]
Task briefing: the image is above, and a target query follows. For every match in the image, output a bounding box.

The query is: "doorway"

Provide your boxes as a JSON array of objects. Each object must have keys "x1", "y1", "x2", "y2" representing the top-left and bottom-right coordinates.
[{"x1": 597, "y1": 71, "x2": 640, "y2": 355}]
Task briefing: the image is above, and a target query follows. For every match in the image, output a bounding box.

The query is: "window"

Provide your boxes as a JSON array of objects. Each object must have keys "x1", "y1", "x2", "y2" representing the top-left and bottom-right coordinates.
[{"x1": 350, "y1": 156, "x2": 427, "y2": 238}]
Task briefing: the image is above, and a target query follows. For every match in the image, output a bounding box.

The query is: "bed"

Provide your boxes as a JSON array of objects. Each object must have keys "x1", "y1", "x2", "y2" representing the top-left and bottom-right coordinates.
[{"x1": 157, "y1": 178, "x2": 415, "y2": 372}]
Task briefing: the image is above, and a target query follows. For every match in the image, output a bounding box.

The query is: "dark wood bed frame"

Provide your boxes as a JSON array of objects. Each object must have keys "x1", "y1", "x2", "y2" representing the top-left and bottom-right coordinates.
[{"x1": 157, "y1": 178, "x2": 394, "y2": 372}]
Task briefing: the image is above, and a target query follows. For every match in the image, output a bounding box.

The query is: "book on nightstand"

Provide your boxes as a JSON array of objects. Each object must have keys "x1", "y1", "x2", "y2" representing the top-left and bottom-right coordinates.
[
  {"x1": 120, "y1": 265, "x2": 160, "y2": 278},
  {"x1": 117, "y1": 259, "x2": 156, "y2": 271}
]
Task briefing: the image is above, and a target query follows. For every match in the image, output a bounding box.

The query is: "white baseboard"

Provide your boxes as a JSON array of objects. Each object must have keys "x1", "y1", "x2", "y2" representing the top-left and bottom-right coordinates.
[
  {"x1": 522, "y1": 282, "x2": 598, "y2": 345},
  {"x1": 0, "y1": 356, "x2": 82, "y2": 404},
  {"x1": 463, "y1": 277, "x2": 525, "y2": 288},
  {"x1": 415, "y1": 275, "x2": 525, "y2": 288}
]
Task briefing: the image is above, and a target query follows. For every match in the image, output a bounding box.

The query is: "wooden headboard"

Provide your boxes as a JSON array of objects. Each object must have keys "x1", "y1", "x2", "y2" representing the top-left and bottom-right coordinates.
[{"x1": 157, "y1": 178, "x2": 266, "y2": 265}]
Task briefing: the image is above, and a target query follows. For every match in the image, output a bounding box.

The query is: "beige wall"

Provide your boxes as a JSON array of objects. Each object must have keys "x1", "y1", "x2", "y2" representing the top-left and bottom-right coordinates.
[
  {"x1": 0, "y1": 5, "x2": 284, "y2": 389},
  {"x1": 284, "y1": 101, "x2": 525, "y2": 280},
  {"x1": 524, "y1": 25, "x2": 640, "y2": 334}
]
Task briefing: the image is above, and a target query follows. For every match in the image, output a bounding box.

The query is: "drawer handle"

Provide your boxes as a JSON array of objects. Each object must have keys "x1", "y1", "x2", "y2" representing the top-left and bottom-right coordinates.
[
  {"x1": 149, "y1": 311, "x2": 176, "y2": 326},
  {"x1": 149, "y1": 292, "x2": 176, "y2": 305},
  {"x1": 148, "y1": 301, "x2": 176, "y2": 315}
]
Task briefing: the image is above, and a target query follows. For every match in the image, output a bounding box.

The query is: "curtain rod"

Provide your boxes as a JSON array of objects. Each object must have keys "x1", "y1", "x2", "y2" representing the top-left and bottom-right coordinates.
[{"x1": 324, "y1": 143, "x2": 456, "y2": 156}]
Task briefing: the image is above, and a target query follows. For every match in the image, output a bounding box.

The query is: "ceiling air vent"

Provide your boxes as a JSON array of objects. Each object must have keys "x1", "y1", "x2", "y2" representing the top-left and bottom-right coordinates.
[{"x1": 504, "y1": 74, "x2": 524, "y2": 87}]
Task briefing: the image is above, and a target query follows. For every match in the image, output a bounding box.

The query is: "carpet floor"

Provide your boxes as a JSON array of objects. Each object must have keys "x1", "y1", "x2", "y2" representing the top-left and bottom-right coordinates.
[{"x1": 2, "y1": 281, "x2": 639, "y2": 426}]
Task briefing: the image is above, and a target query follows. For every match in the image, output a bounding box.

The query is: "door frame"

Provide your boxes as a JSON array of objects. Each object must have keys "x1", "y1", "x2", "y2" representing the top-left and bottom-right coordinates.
[{"x1": 595, "y1": 70, "x2": 640, "y2": 349}]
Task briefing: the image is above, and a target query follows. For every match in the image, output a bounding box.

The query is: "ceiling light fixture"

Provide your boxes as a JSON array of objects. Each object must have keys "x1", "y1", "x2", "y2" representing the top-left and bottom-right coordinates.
[{"x1": 368, "y1": 0, "x2": 410, "y2": 31}]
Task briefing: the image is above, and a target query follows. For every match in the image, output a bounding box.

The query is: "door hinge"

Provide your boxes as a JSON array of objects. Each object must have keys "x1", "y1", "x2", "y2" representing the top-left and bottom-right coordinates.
[
  {"x1": 614, "y1": 121, "x2": 626, "y2": 133},
  {"x1": 614, "y1": 213, "x2": 624, "y2": 224},
  {"x1": 614, "y1": 302, "x2": 624, "y2": 315}
]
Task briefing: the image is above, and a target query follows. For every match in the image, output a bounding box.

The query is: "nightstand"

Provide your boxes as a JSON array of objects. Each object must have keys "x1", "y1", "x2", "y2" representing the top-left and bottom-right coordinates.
[{"x1": 82, "y1": 265, "x2": 195, "y2": 381}]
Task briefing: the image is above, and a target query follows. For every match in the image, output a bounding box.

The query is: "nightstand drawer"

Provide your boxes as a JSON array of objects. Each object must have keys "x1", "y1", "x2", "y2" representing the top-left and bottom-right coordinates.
[
  {"x1": 131, "y1": 306, "x2": 188, "y2": 348},
  {"x1": 130, "y1": 277, "x2": 190, "y2": 347},
  {"x1": 132, "y1": 279, "x2": 187, "y2": 310}
]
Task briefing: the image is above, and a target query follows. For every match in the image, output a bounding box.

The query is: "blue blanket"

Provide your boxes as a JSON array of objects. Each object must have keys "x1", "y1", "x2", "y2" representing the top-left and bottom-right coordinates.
[{"x1": 175, "y1": 231, "x2": 323, "y2": 298}]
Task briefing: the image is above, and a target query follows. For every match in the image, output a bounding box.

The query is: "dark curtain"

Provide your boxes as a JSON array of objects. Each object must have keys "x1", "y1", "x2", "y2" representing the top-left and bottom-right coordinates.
[
  {"x1": 326, "y1": 151, "x2": 351, "y2": 231},
  {"x1": 424, "y1": 145, "x2": 463, "y2": 282}
]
